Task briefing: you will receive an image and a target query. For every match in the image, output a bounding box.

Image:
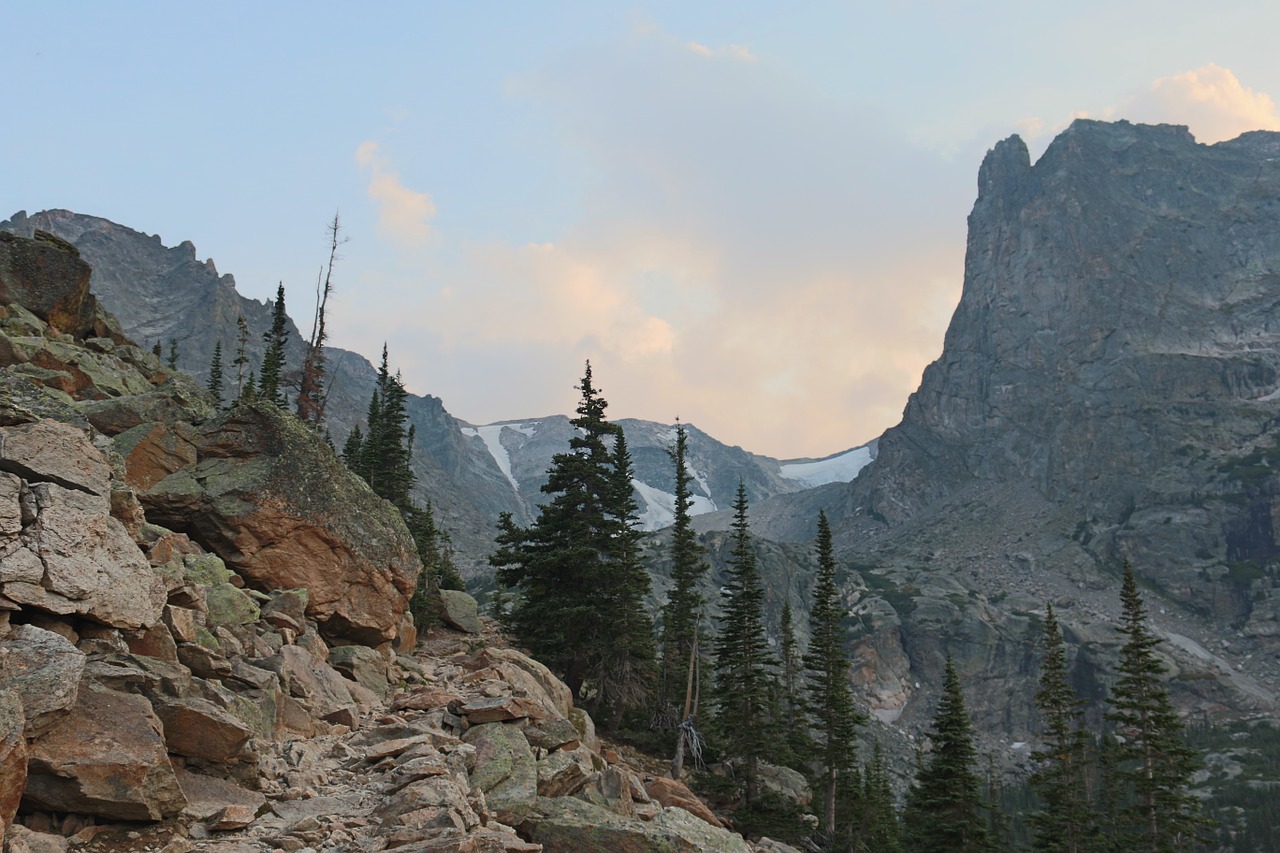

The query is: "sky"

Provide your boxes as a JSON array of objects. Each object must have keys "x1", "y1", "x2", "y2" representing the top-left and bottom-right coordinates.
[{"x1": 5, "y1": 2, "x2": 1280, "y2": 458}]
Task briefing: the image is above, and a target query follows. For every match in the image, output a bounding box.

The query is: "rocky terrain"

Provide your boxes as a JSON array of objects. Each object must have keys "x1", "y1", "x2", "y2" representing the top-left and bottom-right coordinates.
[{"x1": 0, "y1": 230, "x2": 791, "y2": 852}]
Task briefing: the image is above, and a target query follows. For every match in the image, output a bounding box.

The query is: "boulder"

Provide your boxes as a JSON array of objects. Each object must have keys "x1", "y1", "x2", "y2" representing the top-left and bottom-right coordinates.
[
  {"x1": 174, "y1": 766, "x2": 266, "y2": 822},
  {"x1": 438, "y1": 589, "x2": 482, "y2": 634},
  {"x1": 142, "y1": 404, "x2": 421, "y2": 644},
  {"x1": 0, "y1": 688, "x2": 26, "y2": 834},
  {"x1": 328, "y1": 643, "x2": 392, "y2": 697},
  {"x1": 521, "y1": 796, "x2": 751, "y2": 853},
  {"x1": 468, "y1": 647, "x2": 574, "y2": 719},
  {"x1": 1, "y1": 477, "x2": 164, "y2": 631},
  {"x1": 23, "y1": 682, "x2": 186, "y2": 821},
  {"x1": 4, "y1": 825, "x2": 69, "y2": 853},
  {"x1": 374, "y1": 774, "x2": 483, "y2": 846},
  {"x1": 536, "y1": 746, "x2": 594, "y2": 798},
  {"x1": 155, "y1": 697, "x2": 253, "y2": 762},
  {"x1": 0, "y1": 625, "x2": 85, "y2": 736},
  {"x1": 0, "y1": 231, "x2": 99, "y2": 339},
  {"x1": 524, "y1": 717, "x2": 582, "y2": 752},
  {"x1": 462, "y1": 722, "x2": 537, "y2": 825},
  {"x1": 112, "y1": 421, "x2": 198, "y2": 490},
  {"x1": 644, "y1": 777, "x2": 722, "y2": 828},
  {"x1": 0, "y1": 419, "x2": 110, "y2": 495},
  {"x1": 258, "y1": 644, "x2": 358, "y2": 723}
]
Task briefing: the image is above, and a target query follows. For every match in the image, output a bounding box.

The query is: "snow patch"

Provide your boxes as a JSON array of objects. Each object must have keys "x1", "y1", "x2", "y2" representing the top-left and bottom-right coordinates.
[
  {"x1": 779, "y1": 445, "x2": 874, "y2": 488},
  {"x1": 631, "y1": 480, "x2": 718, "y2": 531},
  {"x1": 467, "y1": 424, "x2": 523, "y2": 491}
]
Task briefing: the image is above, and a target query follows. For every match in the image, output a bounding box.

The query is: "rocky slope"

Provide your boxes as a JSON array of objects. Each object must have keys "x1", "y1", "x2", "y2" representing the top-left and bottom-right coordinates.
[
  {"x1": 747, "y1": 120, "x2": 1280, "y2": 744},
  {"x1": 0, "y1": 230, "x2": 787, "y2": 852}
]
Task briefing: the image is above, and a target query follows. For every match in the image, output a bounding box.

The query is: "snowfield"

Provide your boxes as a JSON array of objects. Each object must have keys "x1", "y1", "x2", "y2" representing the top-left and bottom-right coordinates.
[{"x1": 778, "y1": 444, "x2": 875, "y2": 488}]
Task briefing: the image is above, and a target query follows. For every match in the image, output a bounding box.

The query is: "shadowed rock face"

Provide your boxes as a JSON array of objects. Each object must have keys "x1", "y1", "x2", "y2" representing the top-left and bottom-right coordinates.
[
  {"x1": 141, "y1": 403, "x2": 421, "y2": 646},
  {"x1": 737, "y1": 121, "x2": 1280, "y2": 741}
]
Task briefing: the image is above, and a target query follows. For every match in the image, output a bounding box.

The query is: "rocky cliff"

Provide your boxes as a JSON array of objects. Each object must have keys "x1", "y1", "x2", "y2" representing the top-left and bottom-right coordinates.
[{"x1": 747, "y1": 120, "x2": 1280, "y2": 745}]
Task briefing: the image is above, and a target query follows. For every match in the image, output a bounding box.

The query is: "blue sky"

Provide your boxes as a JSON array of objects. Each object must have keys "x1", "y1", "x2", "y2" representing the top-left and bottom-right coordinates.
[{"x1": 6, "y1": 2, "x2": 1280, "y2": 457}]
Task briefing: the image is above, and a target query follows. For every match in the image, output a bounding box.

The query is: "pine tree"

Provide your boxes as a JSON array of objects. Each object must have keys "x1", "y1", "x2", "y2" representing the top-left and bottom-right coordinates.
[
  {"x1": 152, "y1": 340, "x2": 162, "y2": 358},
  {"x1": 1030, "y1": 602, "x2": 1098, "y2": 853},
  {"x1": 903, "y1": 655, "x2": 992, "y2": 853},
  {"x1": 354, "y1": 346, "x2": 415, "y2": 509},
  {"x1": 859, "y1": 741, "x2": 902, "y2": 853},
  {"x1": 233, "y1": 315, "x2": 252, "y2": 401},
  {"x1": 491, "y1": 362, "x2": 654, "y2": 723},
  {"x1": 342, "y1": 425, "x2": 365, "y2": 472},
  {"x1": 167, "y1": 337, "x2": 179, "y2": 370},
  {"x1": 206, "y1": 340, "x2": 225, "y2": 408},
  {"x1": 803, "y1": 510, "x2": 867, "y2": 839},
  {"x1": 1103, "y1": 562, "x2": 1202, "y2": 853},
  {"x1": 258, "y1": 282, "x2": 289, "y2": 407},
  {"x1": 405, "y1": 501, "x2": 464, "y2": 630},
  {"x1": 297, "y1": 213, "x2": 341, "y2": 428},
  {"x1": 777, "y1": 598, "x2": 813, "y2": 766},
  {"x1": 712, "y1": 482, "x2": 778, "y2": 804},
  {"x1": 659, "y1": 421, "x2": 713, "y2": 776}
]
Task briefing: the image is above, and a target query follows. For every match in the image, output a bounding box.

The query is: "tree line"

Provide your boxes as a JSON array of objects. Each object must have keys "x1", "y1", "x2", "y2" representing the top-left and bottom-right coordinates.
[{"x1": 489, "y1": 362, "x2": 1208, "y2": 852}]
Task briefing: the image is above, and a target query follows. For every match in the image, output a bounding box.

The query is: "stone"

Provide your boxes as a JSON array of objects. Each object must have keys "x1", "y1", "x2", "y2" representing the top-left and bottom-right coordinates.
[
  {"x1": 462, "y1": 723, "x2": 537, "y2": 826},
  {"x1": 3, "y1": 481, "x2": 165, "y2": 631},
  {"x1": 207, "y1": 803, "x2": 259, "y2": 831},
  {"x1": 521, "y1": 796, "x2": 751, "y2": 853},
  {"x1": 163, "y1": 604, "x2": 200, "y2": 643},
  {"x1": 0, "y1": 625, "x2": 85, "y2": 736},
  {"x1": 467, "y1": 647, "x2": 574, "y2": 720},
  {"x1": 535, "y1": 747, "x2": 593, "y2": 798},
  {"x1": 438, "y1": 590, "x2": 482, "y2": 634},
  {"x1": 0, "y1": 419, "x2": 110, "y2": 496},
  {"x1": 327, "y1": 643, "x2": 392, "y2": 697},
  {"x1": 391, "y1": 687, "x2": 464, "y2": 713},
  {"x1": 5, "y1": 825, "x2": 69, "y2": 853},
  {"x1": 756, "y1": 763, "x2": 811, "y2": 808},
  {"x1": 258, "y1": 645, "x2": 358, "y2": 722},
  {"x1": 174, "y1": 766, "x2": 267, "y2": 822},
  {"x1": 112, "y1": 421, "x2": 198, "y2": 491},
  {"x1": 0, "y1": 231, "x2": 98, "y2": 339},
  {"x1": 461, "y1": 696, "x2": 547, "y2": 724},
  {"x1": 155, "y1": 697, "x2": 253, "y2": 762},
  {"x1": 522, "y1": 717, "x2": 581, "y2": 752},
  {"x1": 0, "y1": 689, "x2": 27, "y2": 834},
  {"x1": 205, "y1": 582, "x2": 260, "y2": 628},
  {"x1": 142, "y1": 404, "x2": 421, "y2": 645},
  {"x1": 643, "y1": 777, "x2": 722, "y2": 828},
  {"x1": 23, "y1": 682, "x2": 186, "y2": 820}
]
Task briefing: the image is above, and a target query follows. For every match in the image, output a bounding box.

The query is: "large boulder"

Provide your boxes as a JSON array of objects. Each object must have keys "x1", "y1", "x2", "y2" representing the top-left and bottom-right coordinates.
[
  {"x1": 0, "y1": 689, "x2": 26, "y2": 834},
  {"x1": 521, "y1": 796, "x2": 752, "y2": 853},
  {"x1": 462, "y1": 722, "x2": 537, "y2": 825},
  {"x1": 142, "y1": 403, "x2": 421, "y2": 644},
  {"x1": 0, "y1": 625, "x2": 84, "y2": 737},
  {"x1": 0, "y1": 231, "x2": 100, "y2": 339},
  {"x1": 23, "y1": 682, "x2": 186, "y2": 821},
  {"x1": 0, "y1": 420, "x2": 165, "y2": 631}
]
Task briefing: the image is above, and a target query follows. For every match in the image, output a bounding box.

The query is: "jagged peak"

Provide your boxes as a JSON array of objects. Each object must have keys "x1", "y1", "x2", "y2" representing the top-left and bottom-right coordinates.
[{"x1": 976, "y1": 133, "x2": 1030, "y2": 203}]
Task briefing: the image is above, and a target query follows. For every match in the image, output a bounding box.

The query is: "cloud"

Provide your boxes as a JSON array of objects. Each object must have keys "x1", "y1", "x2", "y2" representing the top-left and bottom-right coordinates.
[
  {"x1": 1128, "y1": 64, "x2": 1280, "y2": 143},
  {"x1": 355, "y1": 140, "x2": 437, "y2": 248},
  {"x1": 348, "y1": 31, "x2": 972, "y2": 458},
  {"x1": 1022, "y1": 66, "x2": 1280, "y2": 151},
  {"x1": 684, "y1": 40, "x2": 757, "y2": 62}
]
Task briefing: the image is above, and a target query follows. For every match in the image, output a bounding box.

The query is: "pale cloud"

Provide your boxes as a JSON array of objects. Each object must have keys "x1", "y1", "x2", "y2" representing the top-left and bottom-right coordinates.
[
  {"x1": 355, "y1": 140, "x2": 437, "y2": 248},
  {"x1": 684, "y1": 40, "x2": 757, "y2": 62},
  {"x1": 1127, "y1": 64, "x2": 1280, "y2": 143}
]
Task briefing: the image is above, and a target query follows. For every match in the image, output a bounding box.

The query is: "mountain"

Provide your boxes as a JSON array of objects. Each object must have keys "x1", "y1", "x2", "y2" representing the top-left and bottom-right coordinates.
[{"x1": 748, "y1": 120, "x2": 1280, "y2": 740}]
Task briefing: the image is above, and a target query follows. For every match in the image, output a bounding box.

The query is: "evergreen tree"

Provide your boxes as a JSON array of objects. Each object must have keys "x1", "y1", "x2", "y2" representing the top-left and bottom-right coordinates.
[
  {"x1": 1030, "y1": 602, "x2": 1099, "y2": 853},
  {"x1": 167, "y1": 337, "x2": 179, "y2": 370},
  {"x1": 233, "y1": 315, "x2": 252, "y2": 401},
  {"x1": 405, "y1": 501, "x2": 464, "y2": 630},
  {"x1": 491, "y1": 362, "x2": 654, "y2": 723},
  {"x1": 152, "y1": 340, "x2": 162, "y2": 358},
  {"x1": 858, "y1": 741, "x2": 902, "y2": 853},
  {"x1": 355, "y1": 346, "x2": 414, "y2": 508},
  {"x1": 803, "y1": 510, "x2": 867, "y2": 839},
  {"x1": 258, "y1": 282, "x2": 289, "y2": 407},
  {"x1": 1103, "y1": 562, "x2": 1203, "y2": 853},
  {"x1": 777, "y1": 598, "x2": 813, "y2": 766},
  {"x1": 206, "y1": 340, "x2": 225, "y2": 408},
  {"x1": 342, "y1": 425, "x2": 365, "y2": 472},
  {"x1": 712, "y1": 482, "x2": 778, "y2": 804},
  {"x1": 659, "y1": 421, "x2": 713, "y2": 775},
  {"x1": 903, "y1": 655, "x2": 992, "y2": 853}
]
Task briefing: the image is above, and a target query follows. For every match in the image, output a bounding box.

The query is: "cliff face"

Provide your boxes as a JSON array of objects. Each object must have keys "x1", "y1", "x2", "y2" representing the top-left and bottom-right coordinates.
[{"x1": 743, "y1": 121, "x2": 1280, "y2": 742}]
